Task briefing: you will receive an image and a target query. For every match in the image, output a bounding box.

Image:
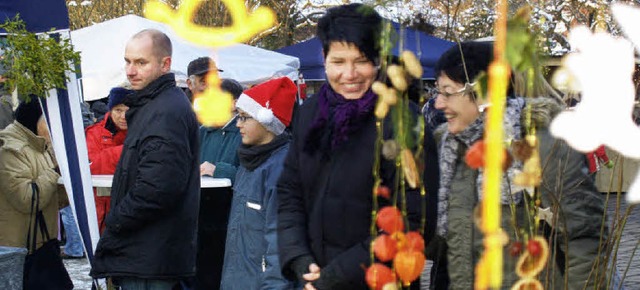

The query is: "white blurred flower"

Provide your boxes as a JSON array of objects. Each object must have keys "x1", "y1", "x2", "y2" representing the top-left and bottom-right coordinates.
[
  {"x1": 551, "y1": 4, "x2": 640, "y2": 203},
  {"x1": 80, "y1": 0, "x2": 92, "y2": 6},
  {"x1": 68, "y1": 1, "x2": 77, "y2": 6}
]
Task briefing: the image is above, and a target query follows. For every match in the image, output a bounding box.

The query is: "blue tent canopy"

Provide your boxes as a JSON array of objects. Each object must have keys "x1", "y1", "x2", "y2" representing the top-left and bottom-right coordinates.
[
  {"x1": 0, "y1": 0, "x2": 69, "y2": 33},
  {"x1": 276, "y1": 22, "x2": 455, "y2": 80}
]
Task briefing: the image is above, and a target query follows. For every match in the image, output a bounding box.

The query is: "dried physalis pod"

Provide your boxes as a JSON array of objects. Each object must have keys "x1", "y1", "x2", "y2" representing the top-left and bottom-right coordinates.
[
  {"x1": 510, "y1": 278, "x2": 543, "y2": 290},
  {"x1": 387, "y1": 65, "x2": 408, "y2": 91},
  {"x1": 515, "y1": 236, "x2": 549, "y2": 278},
  {"x1": 372, "y1": 81, "x2": 398, "y2": 106},
  {"x1": 401, "y1": 149, "x2": 420, "y2": 188},
  {"x1": 513, "y1": 145, "x2": 541, "y2": 187},
  {"x1": 372, "y1": 81, "x2": 389, "y2": 96},
  {"x1": 375, "y1": 102, "x2": 389, "y2": 119},
  {"x1": 511, "y1": 140, "x2": 533, "y2": 161},
  {"x1": 401, "y1": 51, "x2": 423, "y2": 79},
  {"x1": 382, "y1": 139, "x2": 401, "y2": 160}
]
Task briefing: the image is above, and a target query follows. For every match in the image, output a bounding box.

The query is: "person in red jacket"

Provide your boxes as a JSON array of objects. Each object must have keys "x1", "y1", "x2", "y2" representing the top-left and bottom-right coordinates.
[{"x1": 85, "y1": 86, "x2": 131, "y2": 233}]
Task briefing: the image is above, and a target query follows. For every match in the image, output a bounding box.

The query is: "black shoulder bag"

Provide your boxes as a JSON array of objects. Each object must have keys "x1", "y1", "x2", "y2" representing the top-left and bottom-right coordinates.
[{"x1": 23, "y1": 182, "x2": 73, "y2": 290}]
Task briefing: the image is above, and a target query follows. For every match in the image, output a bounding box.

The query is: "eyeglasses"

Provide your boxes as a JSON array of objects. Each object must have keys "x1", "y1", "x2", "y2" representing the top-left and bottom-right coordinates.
[
  {"x1": 432, "y1": 82, "x2": 476, "y2": 99},
  {"x1": 237, "y1": 115, "x2": 254, "y2": 122}
]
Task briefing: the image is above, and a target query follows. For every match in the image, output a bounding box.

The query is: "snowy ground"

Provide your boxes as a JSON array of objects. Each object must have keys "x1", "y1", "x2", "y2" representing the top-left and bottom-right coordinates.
[{"x1": 66, "y1": 195, "x2": 640, "y2": 290}]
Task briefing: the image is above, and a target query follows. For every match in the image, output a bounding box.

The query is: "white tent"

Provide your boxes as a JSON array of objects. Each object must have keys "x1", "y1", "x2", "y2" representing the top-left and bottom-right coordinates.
[{"x1": 70, "y1": 14, "x2": 300, "y2": 101}]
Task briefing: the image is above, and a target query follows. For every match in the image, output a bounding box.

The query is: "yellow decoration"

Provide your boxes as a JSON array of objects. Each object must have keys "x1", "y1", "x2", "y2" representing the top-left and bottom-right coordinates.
[
  {"x1": 144, "y1": 0, "x2": 277, "y2": 126},
  {"x1": 144, "y1": 0, "x2": 276, "y2": 47},
  {"x1": 476, "y1": 0, "x2": 510, "y2": 284},
  {"x1": 192, "y1": 72, "x2": 234, "y2": 126}
]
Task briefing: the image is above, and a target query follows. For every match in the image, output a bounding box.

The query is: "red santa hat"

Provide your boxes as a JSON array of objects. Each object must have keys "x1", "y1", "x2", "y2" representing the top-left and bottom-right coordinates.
[{"x1": 236, "y1": 77, "x2": 297, "y2": 135}]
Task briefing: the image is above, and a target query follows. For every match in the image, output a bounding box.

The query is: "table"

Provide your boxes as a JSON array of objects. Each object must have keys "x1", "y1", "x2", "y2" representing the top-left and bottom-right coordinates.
[{"x1": 59, "y1": 175, "x2": 232, "y2": 189}]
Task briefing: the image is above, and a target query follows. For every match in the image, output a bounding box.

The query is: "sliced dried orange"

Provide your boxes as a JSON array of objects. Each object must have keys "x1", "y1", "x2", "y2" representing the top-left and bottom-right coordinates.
[
  {"x1": 515, "y1": 236, "x2": 549, "y2": 278},
  {"x1": 510, "y1": 277, "x2": 543, "y2": 290}
]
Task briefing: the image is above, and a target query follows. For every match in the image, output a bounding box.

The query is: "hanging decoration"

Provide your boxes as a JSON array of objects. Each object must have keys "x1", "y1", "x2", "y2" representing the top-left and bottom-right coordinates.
[{"x1": 143, "y1": 0, "x2": 276, "y2": 127}]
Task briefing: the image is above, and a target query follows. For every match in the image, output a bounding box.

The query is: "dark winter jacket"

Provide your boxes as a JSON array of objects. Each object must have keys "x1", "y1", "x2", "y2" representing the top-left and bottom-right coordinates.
[
  {"x1": 277, "y1": 96, "x2": 440, "y2": 289},
  {"x1": 90, "y1": 73, "x2": 201, "y2": 279},
  {"x1": 199, "y1": 116, "x2": 241, "y2": 182},
  {"x1": 220, "y1": 136, "x2": 293, "y2": 290}
]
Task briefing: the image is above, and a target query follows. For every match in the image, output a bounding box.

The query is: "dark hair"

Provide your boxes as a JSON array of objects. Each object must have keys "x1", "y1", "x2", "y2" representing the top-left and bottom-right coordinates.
[
  {"x1": 434, "y1": 41, "x2": 493, "y2": 85},
  {"x1": 316, "y1": 3, "x2": 382, "y2": 64},
  {"x1": 220, "y1": 79, "x2": 244, "y2": 100},
  {"x1": 133, "y1": 29, "x2": 172, "y2": 60},
  {"x1": 14, "y1": 98, "x2": 43, "y2": 135}
]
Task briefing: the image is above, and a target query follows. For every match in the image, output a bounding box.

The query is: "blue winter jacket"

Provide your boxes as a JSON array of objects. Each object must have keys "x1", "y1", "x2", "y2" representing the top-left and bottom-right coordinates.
[{"x1": 220, "y1": 141, "x2": 294, "y2": 290}]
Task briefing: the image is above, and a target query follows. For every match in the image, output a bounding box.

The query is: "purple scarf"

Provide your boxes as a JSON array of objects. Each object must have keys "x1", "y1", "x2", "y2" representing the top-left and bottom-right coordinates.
[{"x1": 304, "y1": 83, "x2": 377, "y2": 154}]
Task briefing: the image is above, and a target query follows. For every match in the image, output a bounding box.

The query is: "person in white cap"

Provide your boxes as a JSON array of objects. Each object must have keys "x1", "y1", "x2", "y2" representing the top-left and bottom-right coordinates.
[{"x1": 220, "y1": 77, "x2": 297, "y2": 290}]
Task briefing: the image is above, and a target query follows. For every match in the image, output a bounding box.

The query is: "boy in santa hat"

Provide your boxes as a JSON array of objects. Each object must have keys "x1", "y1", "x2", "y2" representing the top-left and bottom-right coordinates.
[{"x1": 220, "y1": 77, "x2": 297, "y2": 289}]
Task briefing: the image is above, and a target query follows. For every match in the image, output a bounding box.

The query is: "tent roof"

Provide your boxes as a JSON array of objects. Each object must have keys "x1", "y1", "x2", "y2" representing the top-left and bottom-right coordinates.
[
  {"x1": 71, "y1": 14, "x2": 300, "y2": 101},
  {"x1": 0, "y1": 0, "x2": 69, "y2": 33},
  {"x1": 276, "y1": 22, "x2": 454, "y2": 80}
]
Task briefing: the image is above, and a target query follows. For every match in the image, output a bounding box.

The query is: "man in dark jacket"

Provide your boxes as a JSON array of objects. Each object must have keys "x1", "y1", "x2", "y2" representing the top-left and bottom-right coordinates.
[{"x1": 90, "y1": 29, "x2": 200, "y2": 290}]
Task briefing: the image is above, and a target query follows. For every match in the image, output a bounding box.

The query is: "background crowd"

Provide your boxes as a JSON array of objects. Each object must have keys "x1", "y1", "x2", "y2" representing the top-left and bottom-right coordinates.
[{"x1": 0, "y1": 3, "x2": 629, "y2": 290}]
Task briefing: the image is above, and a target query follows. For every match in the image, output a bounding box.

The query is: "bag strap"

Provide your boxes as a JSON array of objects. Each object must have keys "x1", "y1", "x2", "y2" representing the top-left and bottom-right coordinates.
[
  {"x1": 25, "y1": 182, "x2": 38, "y2": 251},
  {"x1": 26, "y1": 183, "x2": 52, "y2": 252}
]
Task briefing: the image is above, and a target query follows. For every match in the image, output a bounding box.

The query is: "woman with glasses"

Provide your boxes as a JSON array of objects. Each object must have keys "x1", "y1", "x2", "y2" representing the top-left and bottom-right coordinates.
[
  {"x1": 277, "y1": 4, "x2": 440, "y2": 289},
  {"x1": 431, "y1": 41, "x2": 609, "y2": 289}
]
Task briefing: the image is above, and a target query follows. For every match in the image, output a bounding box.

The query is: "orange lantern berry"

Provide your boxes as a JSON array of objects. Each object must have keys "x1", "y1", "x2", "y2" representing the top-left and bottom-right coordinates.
[
  {"x1": 465, "y1": 140, "x2": 485, "y2": 169},
  {"x1": 365, "y1": 263, "x2": 396, "y2": 290},
  {"x1": 376, "y1": 206, "x2": 404, "y2": 234},
  {"x1": 391, "y1": 231, "x2": 407, "y2": 250},
  {"x1": 393, "y1": 250, "x2": 426, "y2": 286},
  {"x1": 376, "y1": 185, "x2": 391, "y2": 199},
  {"x1": 373, "y1": 234, "x2": 398, "y2": 262},
  {"x1": 404, "y1": 231, "x2": 425, "y2": 253}
]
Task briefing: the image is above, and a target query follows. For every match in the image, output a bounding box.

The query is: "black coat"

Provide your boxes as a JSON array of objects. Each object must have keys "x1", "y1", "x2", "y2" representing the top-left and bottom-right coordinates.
[
  {"x1": 277, "y1": 96, "x2": 440, "y2": 289},
  {"x1": 90, "y1": 74, "x2": 201, "y2": 279}
]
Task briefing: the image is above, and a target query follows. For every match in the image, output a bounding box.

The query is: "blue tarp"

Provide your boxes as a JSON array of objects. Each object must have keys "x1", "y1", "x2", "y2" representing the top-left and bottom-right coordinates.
[
  {"x1": 276, "y1": 22, "x2": 455, "y2": 80},
  {"x1": 0, "y1": 0, "x2": 69, "y2": 33}
]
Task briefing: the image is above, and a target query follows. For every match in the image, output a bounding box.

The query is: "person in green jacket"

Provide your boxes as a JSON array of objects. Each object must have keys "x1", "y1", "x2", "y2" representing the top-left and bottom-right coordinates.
[
  {"x1": 431, "y1": 41, "x2": 609, "y2": 289},
  {"x1": 198, "y1": 78, "x2": 244, "y2": 182}
]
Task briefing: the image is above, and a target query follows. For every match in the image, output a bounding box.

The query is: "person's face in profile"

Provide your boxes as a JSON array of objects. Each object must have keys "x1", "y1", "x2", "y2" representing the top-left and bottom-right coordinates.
[
  {"x1": 110, "y1": 104, "x2": 129, "y2": 131},
  {"x1": 36, "y1": 116, "x2": 51, "y2": 144},
  {"x1": 324, "y1": 41, "x2": 377, "y2": 100},
  {"x1": 433, "y1": 73, "x2": 480, "y2": 134},
  {"x1": 124, "y1": 35, "x2": 170, "y2": 90},
  {"x1": 188, "y1": 74, "x2": 208, "y2": 95}
]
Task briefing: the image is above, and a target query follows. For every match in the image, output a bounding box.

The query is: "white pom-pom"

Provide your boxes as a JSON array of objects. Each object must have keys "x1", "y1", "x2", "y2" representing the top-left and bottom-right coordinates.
[{"x1": 256, "y1": 107, "x2": 274, "y2": 124}]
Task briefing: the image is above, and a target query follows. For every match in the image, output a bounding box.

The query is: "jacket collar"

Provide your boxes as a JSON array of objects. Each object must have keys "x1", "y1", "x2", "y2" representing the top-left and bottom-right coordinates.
[
  {"x1": 202, "y1": 115, "x2": 238, "y2": 133},
  {"x1": 1, "y1": 122, "x2": 48, "y2": 152},
  {"x1": 124, "y1": 73, "x2": 176, "y2": 108}
]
